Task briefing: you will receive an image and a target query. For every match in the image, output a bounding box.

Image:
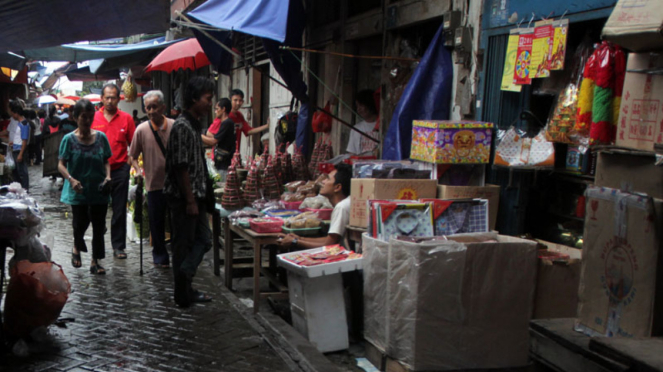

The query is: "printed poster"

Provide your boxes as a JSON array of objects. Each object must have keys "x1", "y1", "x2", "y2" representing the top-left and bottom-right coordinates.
[
  {"x1": 501, "y1": 29, "x2": 522, "y2": 92},
  {"x1": 531, "y1": 20, "x2": 554, "y2": 78},
  {"x1": 513, "y1": 28, "x2": 534, "y2": 85},
  {"x1": 551, "y1": 19, "x2": 569, "y2": 70}
]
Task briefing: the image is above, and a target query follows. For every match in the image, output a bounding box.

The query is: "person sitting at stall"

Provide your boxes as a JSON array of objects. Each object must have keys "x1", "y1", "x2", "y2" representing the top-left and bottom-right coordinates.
[
  {"x1": 346, "y1": 89, "x2": 379, "y2": 156},
  {"x1": 277, "y1": 163, "x2": 352, "y2": 250}
]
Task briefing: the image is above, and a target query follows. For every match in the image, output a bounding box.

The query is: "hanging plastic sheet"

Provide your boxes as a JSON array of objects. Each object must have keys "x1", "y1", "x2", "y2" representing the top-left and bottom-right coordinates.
[
  {"x1": 262, "y1": 0, "x2": 310, "y2": 155},
  {"x1": 192, "y1": 28, "x2": 234, "y2": 76},
  {"x1": 383, "y1": 24, "x2": 453, "y2": 160}
]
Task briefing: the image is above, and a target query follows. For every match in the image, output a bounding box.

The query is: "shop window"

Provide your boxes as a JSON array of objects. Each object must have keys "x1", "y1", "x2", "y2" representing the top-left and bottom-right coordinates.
[{"x1": 233, "y1": 34, "x2": 269, "y2": 68}]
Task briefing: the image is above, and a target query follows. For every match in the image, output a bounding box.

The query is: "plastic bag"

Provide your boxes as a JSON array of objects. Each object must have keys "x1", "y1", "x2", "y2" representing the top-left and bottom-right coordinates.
[
  {"x1": 494, "y1": 127, "x2": 555, "y2": 168},
  {"x1": 4, "y1": 260, "x2": 71, "y2": 338},
  {"x1": 284, "y1": 211, "x2": 322, "y2": 229},
  {"x1": 5, "y1": 149, "x2": 15, "y2": 169},
  {"x1": 300, "y1": 195, "x2": 333, "y2": 209}
]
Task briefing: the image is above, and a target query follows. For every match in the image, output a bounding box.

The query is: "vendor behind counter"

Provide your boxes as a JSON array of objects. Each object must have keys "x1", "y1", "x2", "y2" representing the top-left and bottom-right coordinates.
[{"x1": 278, "y1": 163, "x2": 351, "y2": 250}]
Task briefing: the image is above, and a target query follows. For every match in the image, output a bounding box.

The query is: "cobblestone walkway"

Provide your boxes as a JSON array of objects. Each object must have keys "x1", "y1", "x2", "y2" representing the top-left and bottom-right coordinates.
[{"x1": 1, "y1": 165, "x2": 294, "y2": 372}]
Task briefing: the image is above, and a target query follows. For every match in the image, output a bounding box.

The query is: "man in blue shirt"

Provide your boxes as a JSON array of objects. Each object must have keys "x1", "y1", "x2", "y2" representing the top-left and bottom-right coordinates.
[{"x1": 8, "y1": 99, "x2": 30, "y2": 191}]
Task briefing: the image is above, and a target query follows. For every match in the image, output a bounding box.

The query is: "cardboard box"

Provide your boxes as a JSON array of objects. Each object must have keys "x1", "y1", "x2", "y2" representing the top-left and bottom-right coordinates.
[
  {"x1": 410, "y1": 121, "x2": 493, "y2": 164},
  {"x1": 533, "y1": 240, "x2": 582, "y2": 319},
  {"x1": 350, "y1": 179, "x2": 438, "y2": 228},
  {"x1": 576, "y1": 187, "x2": 663, "y2": 337},
  {"x1": 595, "y1": 149, "x2": 663, "y2": 199},
  {"x1": 616, "y1": 53, "x2": 663, "y2": 152},
  {"x1": 437, "y1": 184, "x2": 500, "y2": 231},
  {"x1": 602, "y1": 0, "x2": 663, "y2": 52},
  {"x1": 386, "y1": 233, "x2": 537, "y2": 370}
]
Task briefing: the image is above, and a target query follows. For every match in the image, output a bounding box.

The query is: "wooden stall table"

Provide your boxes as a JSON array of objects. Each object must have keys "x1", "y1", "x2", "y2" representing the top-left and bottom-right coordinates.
[{"x1": 225, "y1": 222, "x2": 288, "y2": 313}]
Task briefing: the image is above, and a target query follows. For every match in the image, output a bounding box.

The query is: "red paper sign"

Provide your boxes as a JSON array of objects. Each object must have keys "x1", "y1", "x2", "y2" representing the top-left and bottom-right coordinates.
[{"x1": 513, "y1": 31, "x2": 534, "y2": 85}]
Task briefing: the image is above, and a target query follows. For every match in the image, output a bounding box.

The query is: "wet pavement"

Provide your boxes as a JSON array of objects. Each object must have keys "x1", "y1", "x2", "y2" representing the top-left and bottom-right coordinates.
[{"x1": 1, "y1": 165, "x2": 296, "y2": 372}]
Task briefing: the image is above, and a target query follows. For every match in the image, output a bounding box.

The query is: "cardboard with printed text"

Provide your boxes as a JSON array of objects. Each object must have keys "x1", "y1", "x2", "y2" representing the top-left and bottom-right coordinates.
[{"x1": 576, "y1": 187, "x2": 663, "y2": 337}]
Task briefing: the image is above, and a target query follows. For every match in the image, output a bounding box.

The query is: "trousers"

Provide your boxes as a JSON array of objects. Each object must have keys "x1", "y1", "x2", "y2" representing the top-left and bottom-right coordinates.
[
  {"x1": 169, "y1": 198, "x2": 211, "y2": 306},
  {"x1": 110, "y1": 163, "x2": 130, "y2": 252},
  {"x1": 147, "y1": 190, "x2": 169, "y2": 265},
  {"x1": 71, "y1": 204, "x2": 108, "y2": 260}
]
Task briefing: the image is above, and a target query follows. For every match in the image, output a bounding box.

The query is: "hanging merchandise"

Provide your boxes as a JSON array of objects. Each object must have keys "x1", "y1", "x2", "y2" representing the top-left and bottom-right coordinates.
[
  {"x1": 292, "y1": 145, "x2": 308, "y2": 181},
  {"x1": 589, "y1": 41, "x2": 626, "y2": 146},
  {"x1": 122, "y1": 71, "x2": 138, "y2": 102},
  {"x1": 531, "y1": 21, "x2": 554, "y2": 79},
  {"x1": 312, "y1": 102, "x2": 333, "y2": 133},
  {"x1": 501, "y1": 30, "x2": 523, "y2": 92},
  {"x1": 545, "y1": 38, "x2": 593, "y2": 144},
  {"x1": 513, "y1": 28, "x2": 534, "y2": 85},
  {"x1": 551, "y1": 19, "x2": 569, "y2": 71},
  {"x1": 308, "y1": 137, "x2": 322, "y2": 180},
  {"x1": 576, "y1": 46, "x2": 597, "y2": 136},
  {"x1": 575, "y1": 41, "x2": 626, "y2": 146},
  {"x1": 494, "y1": 127, "x2": 555, "y2": 168}
]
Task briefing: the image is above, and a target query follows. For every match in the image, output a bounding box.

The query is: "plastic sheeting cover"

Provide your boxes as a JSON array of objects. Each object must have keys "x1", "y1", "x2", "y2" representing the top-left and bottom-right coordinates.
[{"x1": 382, "y1": 23, "x2": 453, "y2": 160}]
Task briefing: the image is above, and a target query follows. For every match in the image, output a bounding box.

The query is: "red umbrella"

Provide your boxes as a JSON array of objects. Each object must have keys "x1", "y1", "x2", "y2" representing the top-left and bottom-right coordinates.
[{"x1": 145, "y1": 38, "x2": 211, "y2": 73}]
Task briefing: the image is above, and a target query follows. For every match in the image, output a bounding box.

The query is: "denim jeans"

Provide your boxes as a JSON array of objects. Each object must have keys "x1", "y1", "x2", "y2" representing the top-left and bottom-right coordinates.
[{"x1": 12, "y1": 150, "x2": 29, "y2": 191}]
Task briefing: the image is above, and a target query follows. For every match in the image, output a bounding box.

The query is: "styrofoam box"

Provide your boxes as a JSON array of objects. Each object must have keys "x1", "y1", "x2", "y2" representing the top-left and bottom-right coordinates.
[{"x1": 277, "y1": 247, "x2": 363, "y2": 278}]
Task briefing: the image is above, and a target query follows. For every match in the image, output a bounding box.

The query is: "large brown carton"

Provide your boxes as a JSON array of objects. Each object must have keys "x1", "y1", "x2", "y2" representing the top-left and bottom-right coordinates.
[
  {"x1": 350, "y1": 179, "x2": 438, "y2": 228},
  {"x1": 533, "y1": 240, "x2": 582, "y2": 319},
  {"x1": 595, "y1": 149, "x2": 663, "y2": 199},
  {"x1": 602, "y1": 0, "x2": 663, "y2": 52},
  {"x1": 616, "y1": 53, "x2": 663, "y2": 152},
  {"x1": 362, "y1": 233, "x2": 537, "y2": 370},
  {"x1": 437, "y1": 184, "x2": 500, "y2": 230},
  {"x1": 576, "y1": 187, "x2": 663, "y2": 337}
]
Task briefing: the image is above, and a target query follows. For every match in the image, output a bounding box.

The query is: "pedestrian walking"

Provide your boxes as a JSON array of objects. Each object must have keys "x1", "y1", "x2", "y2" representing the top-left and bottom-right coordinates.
[
  {"x1": 35, "y1": 109, "x2": 45, "y2": 165},
  {"x1": 7, "y1": 99, "x2": 30, "y2": 191},
  {"x1": 57, "y1": 99, "x2": 112, "y2": 275},
  {"x1": 92, "y1": 83, "x2": 136, "y2": 260},
  {"x1": 164, "y1": 76, "x2": 214, "y2": 307},
  {"x1": 129, "y1": 90, "x2": 173, "y2": 268},
  {"x1": 43, "y1": 106, "x2": 61, "y2": 135}
]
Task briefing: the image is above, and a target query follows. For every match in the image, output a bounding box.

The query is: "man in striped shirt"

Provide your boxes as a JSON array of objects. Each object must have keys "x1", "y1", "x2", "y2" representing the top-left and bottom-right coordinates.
[{"x1": 164, "y1": 77, "x2": 214, "y2": 308}]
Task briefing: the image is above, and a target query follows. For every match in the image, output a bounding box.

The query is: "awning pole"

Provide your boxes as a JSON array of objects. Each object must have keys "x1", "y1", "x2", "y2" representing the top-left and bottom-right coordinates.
[{"x1": 176, "y1": 11, "x2": 241, "y2": 59}]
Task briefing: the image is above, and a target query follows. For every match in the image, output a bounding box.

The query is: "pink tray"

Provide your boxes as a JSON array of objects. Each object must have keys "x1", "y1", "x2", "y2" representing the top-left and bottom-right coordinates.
[
  {"x1": 305, "y1": 208, "x2": 333, "y2": 220},
  {"x1": 282, "y1": 201, "x2": 303, "y2": 210},
  {"x1": 250, "y1": 218, "x2": 284, "y2": 233}
]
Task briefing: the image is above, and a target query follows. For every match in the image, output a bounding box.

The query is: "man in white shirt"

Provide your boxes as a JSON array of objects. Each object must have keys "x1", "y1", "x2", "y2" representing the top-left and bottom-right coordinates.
[
  {"x1": 277, "y1": 163, "x2": 352, "y2": 250},
  {"x1": 346, "y1": 89, "x2": 379, "y2": 156}
]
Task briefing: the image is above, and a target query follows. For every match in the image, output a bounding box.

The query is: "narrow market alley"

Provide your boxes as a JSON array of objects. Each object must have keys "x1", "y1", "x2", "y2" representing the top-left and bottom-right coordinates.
[{"x1": 0, "y1": 165, "x2": 296, "y2": 372}]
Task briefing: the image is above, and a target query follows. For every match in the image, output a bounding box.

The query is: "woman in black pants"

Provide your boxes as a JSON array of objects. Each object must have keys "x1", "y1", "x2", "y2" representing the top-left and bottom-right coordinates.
[{"x1": 58, "y1": 99, "x2": 112, "y2": 274}]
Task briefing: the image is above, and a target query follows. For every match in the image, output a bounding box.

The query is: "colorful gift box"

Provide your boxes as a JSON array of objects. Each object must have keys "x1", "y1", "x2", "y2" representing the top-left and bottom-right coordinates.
[{"x1": 410, "y1": 121, "x2": 494, "y2": 164}]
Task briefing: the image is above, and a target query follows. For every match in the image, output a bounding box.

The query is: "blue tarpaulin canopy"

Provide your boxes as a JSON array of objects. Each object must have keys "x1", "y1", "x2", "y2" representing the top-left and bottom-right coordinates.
[
  {"x1": 23, "y1": 38, "x2": 182, "y2": 63},
  {"x1": 0, "y1": 0, "x2": 169, "y2": 54},
  {"x1": 188, "y1": 0, "x2": 290, "y2": 43}
]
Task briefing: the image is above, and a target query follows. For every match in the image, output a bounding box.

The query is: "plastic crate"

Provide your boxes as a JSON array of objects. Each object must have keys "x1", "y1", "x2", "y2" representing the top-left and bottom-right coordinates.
[{"x1": 249, "y1": 218, "x2": 284, "y2": 233}]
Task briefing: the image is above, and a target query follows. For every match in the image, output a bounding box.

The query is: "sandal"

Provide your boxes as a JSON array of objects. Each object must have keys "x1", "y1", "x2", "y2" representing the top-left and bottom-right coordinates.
[
  {"x1": 90, "y1": 264, "x2": 106, "y2": 275},
  {"x1": 113, "y1": 250, "x2": 127, "y2": 259},
  {"x1": 71, "y1": 250, "x2": 82, "y2": 268}
]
